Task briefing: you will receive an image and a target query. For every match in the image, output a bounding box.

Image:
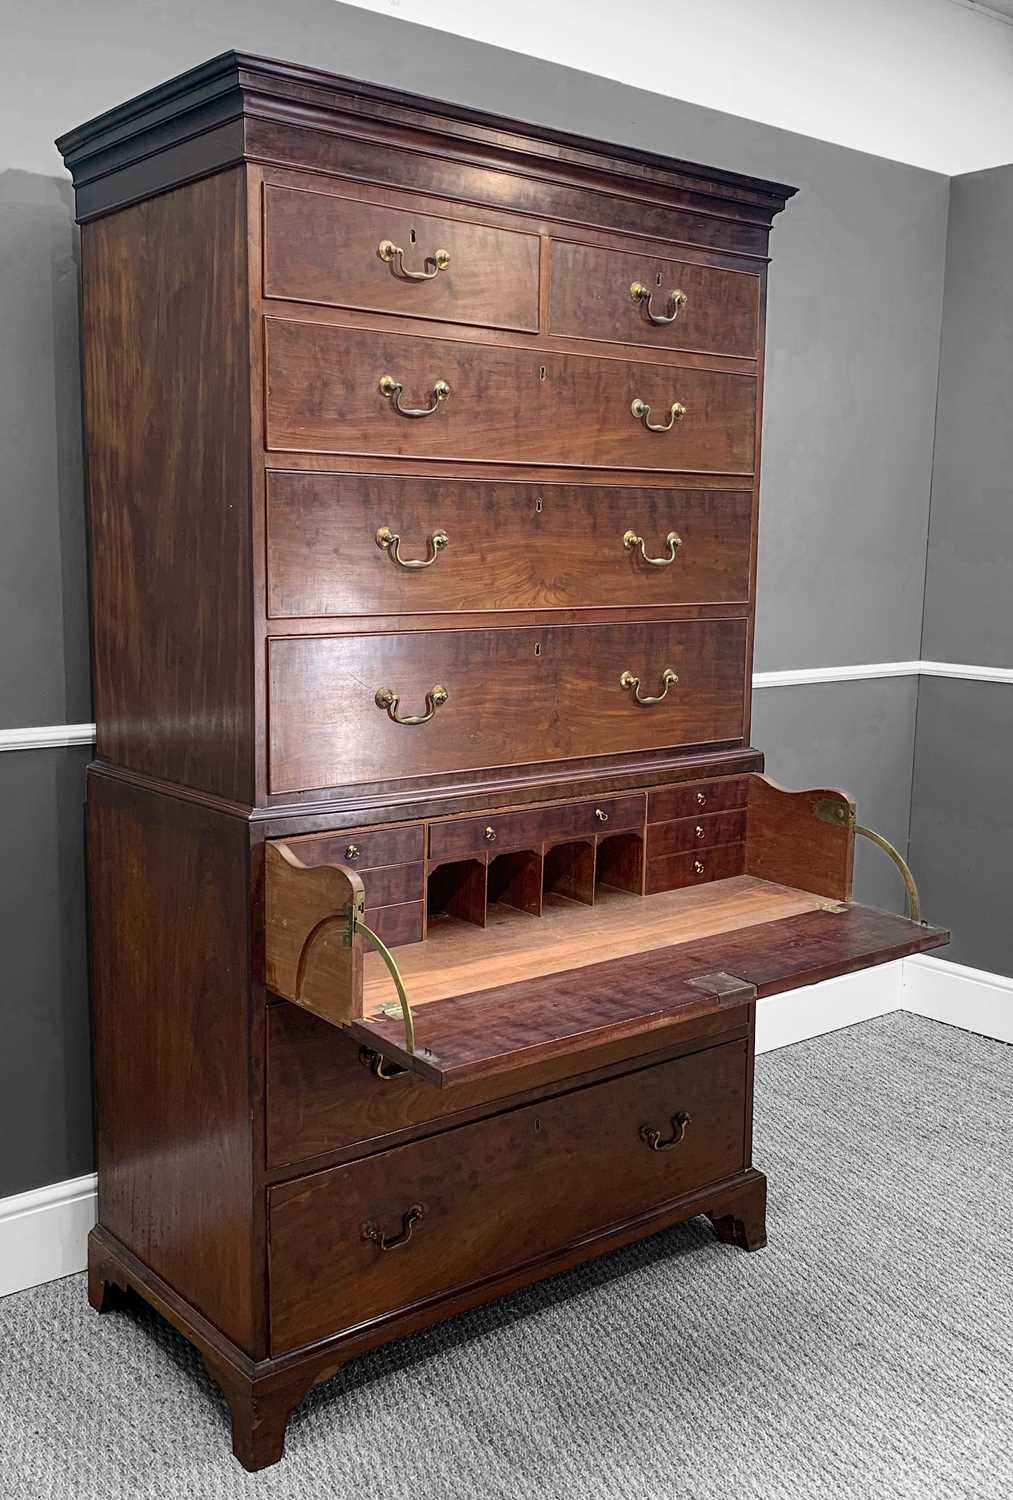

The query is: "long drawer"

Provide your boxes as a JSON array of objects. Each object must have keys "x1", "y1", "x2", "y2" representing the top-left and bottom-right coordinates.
[
  {"x1": 263, "y1": 185, "x2": 540, "y2": 333},
  {"x1": 268, "y1": 1038, "x2": 748, "y2": 1351},
  {"x1": 429, "y1": 793, "x2": 645, "y2": 864},
  {"x1": 266, "y1": 472, "x2": 753, "y2": 618},
  {"x1": 267, "y1": 619, "x2": 748, "y2": 792},
  {"x1": 264, "y1": 320, "x2": 757, "y2": 473},
  {"x1": 549, "y1": 240, "x2": 760, "y2": 358}
]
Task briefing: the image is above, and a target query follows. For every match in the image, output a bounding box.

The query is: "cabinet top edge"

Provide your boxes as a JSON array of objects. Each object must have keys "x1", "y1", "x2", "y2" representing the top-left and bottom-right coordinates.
[{"x1": 54, "y1": 49, "x2": 798, "y2": 220}]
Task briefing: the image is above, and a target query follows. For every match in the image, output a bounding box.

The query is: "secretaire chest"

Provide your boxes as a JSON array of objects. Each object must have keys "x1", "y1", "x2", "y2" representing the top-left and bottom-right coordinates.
[{"x1": 58, "y1": 51, "x2": 946, "y2": 1471}]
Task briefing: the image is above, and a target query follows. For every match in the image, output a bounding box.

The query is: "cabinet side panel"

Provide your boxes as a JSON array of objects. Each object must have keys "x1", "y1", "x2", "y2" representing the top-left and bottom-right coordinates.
[
  {"x1": 87, "y1": 772, "x2": 258, "y2": 1352},
  {"x1": 81, "y1": 169, "x2": 254, "y2": 801}
]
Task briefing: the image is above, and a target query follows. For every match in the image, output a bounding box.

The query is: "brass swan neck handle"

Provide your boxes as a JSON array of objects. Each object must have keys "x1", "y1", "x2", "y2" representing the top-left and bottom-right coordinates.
[
  {"x1": 379, "y1": 374, "x2": 451, "y2": 417},
  {"x1": 619, "y1": 667, "x2": 679, "y2": 705},
  {"x1": 376, "y1": 526, "x2": 449, "y2": 568},
  {"x1": 630, "y1": 281, "x2": 688, "y2": 325},
  {"x1": 631, "y1": 397, "x2": 687, "y2": 432},
  {"x1": 374, "y1": 685, "x2": 449, "y2": 725},
  {"x1": 378, "y1": 239, "x2": 450, "y2": 280},
  {"x1": 623, "y1": 529, "x2": 682, "y2": 566}
]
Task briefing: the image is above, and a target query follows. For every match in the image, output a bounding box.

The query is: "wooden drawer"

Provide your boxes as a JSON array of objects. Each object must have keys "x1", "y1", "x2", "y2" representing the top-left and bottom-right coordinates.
[
  {"x1": 266, "y1": 1005, "x2": 750, "y2": 1168},
  {"x1": 549, "y1": 240, "x2": 760, "y2": 358},
  {"x1": 268, "y1": 619, "x2": 748, "y2": 792},
  {"x1": 265, "y1": 320, "x2": 757, "y2": 474},
  {"x1": 646, "y1": 809, "x2": 747, "y2": 858},
  {"x1": 268, "y1": 1038, "x2": 748, "y2": 1351},
  {"x1": 645, "y1": 842, "x2": 746, "y2": 895},
  {"x1": 430, "y1": 794, "x2": 645, "y2": 864},
  {"x1": 266, "y1": 472, "x2": 753, "y2": 618},
  {"x1": 263, "y1": 185, "x2": 540, "y2": 334},
  {"x1": 648, "y1": 776, "x2": 749, "y2": 823},
  {"x1": 284, "y1": 823, "x2": 424, "y2": 870},
  {"x1": 363, "y1": 900, "x2": 423, "y2": 948}
]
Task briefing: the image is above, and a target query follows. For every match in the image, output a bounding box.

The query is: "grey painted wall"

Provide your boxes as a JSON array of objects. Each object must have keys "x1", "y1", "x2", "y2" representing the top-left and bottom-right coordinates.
[
  {"x1": 910, "y1": 163, "x2": 1013, "y2": 980},
  {"x1": 0, "y1": 0, "x2": 950, "y2": 1197}
]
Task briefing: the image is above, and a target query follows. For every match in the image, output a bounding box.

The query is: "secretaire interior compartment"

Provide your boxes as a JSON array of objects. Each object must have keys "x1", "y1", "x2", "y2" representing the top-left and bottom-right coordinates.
[{"x1": 264, "y1": 775, "x2": 948, "y2": 1089}]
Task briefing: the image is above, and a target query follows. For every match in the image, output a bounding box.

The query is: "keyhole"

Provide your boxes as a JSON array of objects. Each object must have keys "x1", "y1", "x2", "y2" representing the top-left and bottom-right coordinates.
[
  {"x1": 656, "y1": 271, "x2": 663, "y2": 286},
  {"x1": 534, "y1": 643, "x2": 542, "y2": 657},
  {"x1": 535, "y1": 496, "x2": 543, "y2": 513},
  {"x1": 409, "y1": 227, "x2": 417, "y2": 244},
  {"x1": 539, "y1": 365, "x2": 547, "y2": 380}
]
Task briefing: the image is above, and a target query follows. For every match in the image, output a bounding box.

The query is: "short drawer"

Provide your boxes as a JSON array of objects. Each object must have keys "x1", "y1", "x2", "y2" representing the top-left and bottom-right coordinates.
[
  {"x1": 268, "y1": 619, "x2": 748, "y2": 793},
  {"x1": 646, "y1": 809, "x2": 747, "y2": 859},
  {"x1": 363, "y1": 900, "x2": 423, "y2": 949},
  {"x1": 549, "y1": 240, "x2": 760, "y2": 358},
  {"x1": 268, "y1": 1038, "x2": 748, "y2": 1351},
  {"x1": 429, "y1": 794, "x2": 645, "y2": 864},
  {"x1": 265, "y1": 320, "x2": 757, "y2": 474},
  {"x1": 645, "y1": 842, "x2": 746, "y2": 894},
  {"x1": 648, "y1": 777, "x2": 749, "y2": 823},
  {"x1": 284, "y1": 824, "x2": 424, "y2": 871},
  {"x1": 263, "y1": 184, "x2": 540, "y2": 334},
  {"x1": 266, "y1": 472, "x2": 753, "y2": 619}
]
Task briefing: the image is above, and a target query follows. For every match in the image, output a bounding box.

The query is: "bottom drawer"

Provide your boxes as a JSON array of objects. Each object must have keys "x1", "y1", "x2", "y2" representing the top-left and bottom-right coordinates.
[
  {"x1": 646, "y1": 842, "x2": 745, "y2": 894},
  {"x1": 269, "y1": 1039, "x2": 747, "y2": 1353}
]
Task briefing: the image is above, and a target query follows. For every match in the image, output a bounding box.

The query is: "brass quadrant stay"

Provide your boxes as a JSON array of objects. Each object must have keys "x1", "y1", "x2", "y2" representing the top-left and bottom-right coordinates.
[{"x1": 813, "y1": 797, "x2": 923, "y2": 924}]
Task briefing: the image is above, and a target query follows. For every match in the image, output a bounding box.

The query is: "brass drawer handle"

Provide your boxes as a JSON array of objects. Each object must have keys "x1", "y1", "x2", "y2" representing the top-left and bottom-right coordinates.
[
  {"x1": 376, "y1": 525, "x2": 449, "y2": 568},
  {"x1": 641, "y1": 1111, "x2": 691, "y2": 1151},
  {"x1": 631, "y1": 397, "x2": 686, "y2": 433},
  {"x1": 623, "y1": 529, "x2": 682, "y2": 566},
  {"x1": 379, "y1": 373, "x2": 451, "y2": 418},
  {"x1": 694, "y1": 825, "x2": 706, "y2": 840},
  {"x1": 378, "y1": 239, "x2": 450, "y2": 281},
  {"x1": 595, "y1": 807, "x2": 609, "y2": 823},
  {"x1": 358, "y1": 1046, "x2": 408, "y2": 1081},
  {"x1": 362, "y1": 1203, "x2": 423, "y2": 1250},
  {"x1": 344, "y1": 843, "x2": 361, "y2": 862},
  {"x1": 693, "y1": 859, "x2": 705, "y2": 875},
  {"x1": 483, "y1": 826, "x2": 497, "y2": 843},
  {"x1": 696, "y1": 791, "x2": 708, "y2": 807},
  {"x1": 630, "y1": 281, "x2": 688, "y2": 325},
  {"x1": 375, "y1": 685, "x2": 448, "y2": 725},
  {"x1": 619, "y1": 667, "x2": 678, "y2": 705}
]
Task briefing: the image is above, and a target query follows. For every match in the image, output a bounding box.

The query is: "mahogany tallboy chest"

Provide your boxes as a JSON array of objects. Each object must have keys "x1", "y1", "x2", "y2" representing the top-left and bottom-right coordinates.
[{"x1": 57, "y1": 54, "x2": 947, "y2": 1470}]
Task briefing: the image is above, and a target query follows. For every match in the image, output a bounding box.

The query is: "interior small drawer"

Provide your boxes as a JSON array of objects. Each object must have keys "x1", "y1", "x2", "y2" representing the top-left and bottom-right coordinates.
[
  {"x1": 263, "y1": 184, "x2": 540, "y2": 333},
  {"x1": 648, "y1": 777, "x2": 749, "y2": 823},
  {"x1": 363, "y1": 899, "x2": 423, "y2": 949},
  {"x1": 268, "y1": 619, "x2": 748, "y2": 793},
  {"x1": 646, "y1": 809, "x2": 747, "y2": 859},
  {"x1": 265, "y1": 319, "x2": 757, "y2": 474},
  {"x1": 266, "y1": 471, "x2": 753, "y2": 619},
  {"x1": 268, "y1": 1038, "x2": 748, "y2": 1352},
  {"x1": 549, "y1": 240, "x2": 760, "y2": 358},
  {"x1": 645, "y1": 842, "x2": 746, "y2": 894},
  {"x1": 283, "y1": 824, "x2": 424, "y2": 871},
  {"x1": 429, "y1": 794, "x2": 645, "y2": 864}
]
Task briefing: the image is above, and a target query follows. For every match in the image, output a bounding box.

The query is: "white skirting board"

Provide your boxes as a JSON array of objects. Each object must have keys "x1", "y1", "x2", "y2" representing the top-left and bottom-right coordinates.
[{"x1": 1, "y1": 954, "x2": 1008, "y2": 1300}]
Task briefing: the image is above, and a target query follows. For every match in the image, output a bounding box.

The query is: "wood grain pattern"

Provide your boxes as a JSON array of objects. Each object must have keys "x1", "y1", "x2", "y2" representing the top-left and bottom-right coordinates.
[
  {"x1": 86, "y1": 772, "x2": 259, "y2": 1352},
  {"x1": 648, "y1": 776, "x2": 749, "y2": 822},
  {"x1": 283, "y1": 823, "x2": 424, "y2": 870},
  {"x1": 428, "y1": 793, "x2": 645, "y2": 863},
  {"x1": 363, "y1": 900, "x2": 424, "y2": 949},
  {"x1": 268, "y1": 1040, "x2": 748, "y2": 1350},
  {"x1": 264, "y1": 842, "x2": 364, "y2": 1023},
  {"x1": 645, "y1": 842, "x2": 746, "y2": 893},
  {"x1": 266, "y1": 1000, "x2": 749, "y2": 1169},
  {"x1": 81, "y1": 170, "x2": 254, "y2": 801},
  {"x1": 265, "y1": 473, "x2": 754, "y2": 618},
  {"x1": 353, "y1": 902, "x2": 947, "y2": 1085},
  {"x1": 549, "y1": 240, "x2": 760, "y2": 357},
  {"x1": 265, "y1": 319, "x2": 757, "y2": 473},
  {"x1": 647, "y1": 808, "x2": 747, "y2": 857},
  {"x1": 745, "y1": 775, "x2": 855, "y2": 901},
  {"x1": 361, "y1": 875, "x2": 823, "y2": 1010},
  {"x1": 263, "y1": 184, "x2": 540, "y2": 332},
  {"x1": 268, "y1": 620, "x2": 748, "y2": 792}
]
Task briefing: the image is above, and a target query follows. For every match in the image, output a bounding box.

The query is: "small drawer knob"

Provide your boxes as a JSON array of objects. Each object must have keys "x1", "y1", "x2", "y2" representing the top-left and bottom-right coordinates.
[
  {"x1": 345, "y1": 843, "x2": 361, "y2": 862},
  {"x1": 693, "y1": 859, "x2": 705, "y2": 875},
  {"x1": 595, "y1": 807, "x2": 609, "y2": 823},
  {"x1": 484, "y1": 826, "x2": 497, "y2": 843},
  {"x1": 696, "y1": 791, "x2": 708, "y2": 807},
  {"x1": 694, "y1": 825, "x2": 705, "y2": 840}
]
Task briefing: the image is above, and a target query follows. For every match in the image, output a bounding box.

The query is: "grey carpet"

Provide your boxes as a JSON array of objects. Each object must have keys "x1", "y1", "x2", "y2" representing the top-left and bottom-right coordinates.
[{"x1": 1, "y1": 1012, "x2": 1010, "y2": 1499}]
